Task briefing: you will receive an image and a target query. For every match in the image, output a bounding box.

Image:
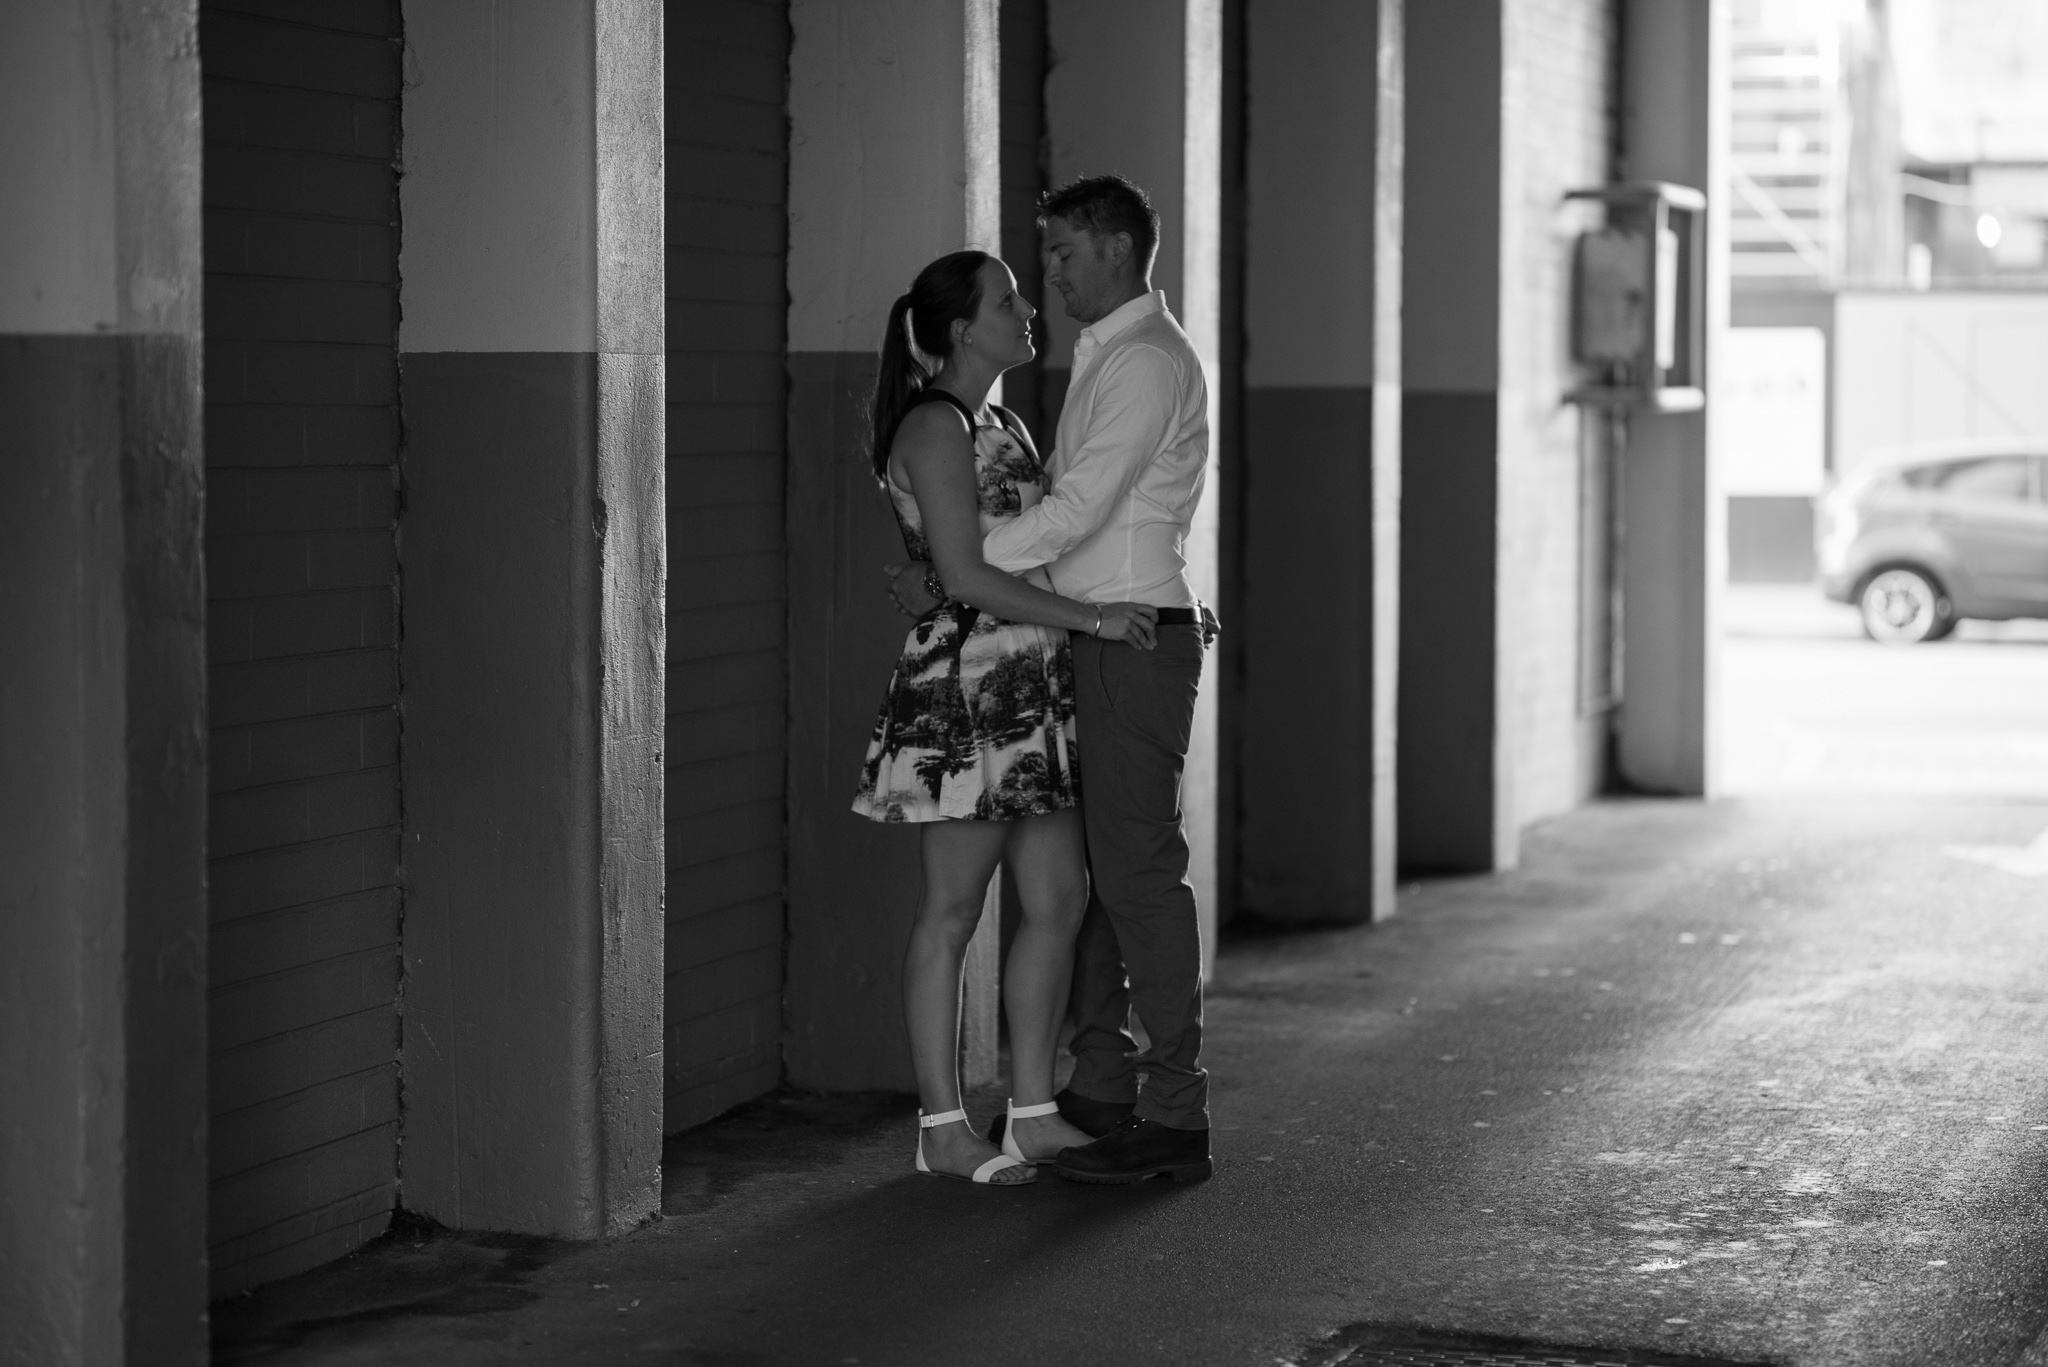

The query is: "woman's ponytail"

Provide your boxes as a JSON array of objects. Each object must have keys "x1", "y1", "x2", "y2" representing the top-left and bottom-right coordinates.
[
  {"x1": 869, "y1": 293, "x2": 927, "y2": 483},
  {"x1": 865, "y1": 251, "x2": 994, "y2": 484}
]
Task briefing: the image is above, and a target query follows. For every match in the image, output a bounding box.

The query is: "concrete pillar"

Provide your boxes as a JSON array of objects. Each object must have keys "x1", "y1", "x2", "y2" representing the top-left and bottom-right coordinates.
[
  {"x1": 0, "y1": 2, "x2": 209, "y2": 1362},
  {"x1": 1239, "y1": 0, "x2": 1403, "y2": 924},
  {"x1": 1043, "y1": 0, "x2": 1225, "y2": 971},
  {"x1": 1400, "y1": 0, "x2": 1620, "y2": 867},
  {"x1": 1617, "y1": 0, "x2": 1727, "y2": 795},
  {"x1": 396, "y1": 0, "x2": 665, "y2": 1237},
  {"x1": 784, "y1": 0, "x2": 1003, "y2": 1089},
  {"x1": 1399, "y1": 0, "x2": 1515, "y2": 873}
]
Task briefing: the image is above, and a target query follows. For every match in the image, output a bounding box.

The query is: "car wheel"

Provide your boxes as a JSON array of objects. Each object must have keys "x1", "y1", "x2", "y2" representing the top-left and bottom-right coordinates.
[{"x1": 1859, "y1": 567, "x2": 1951, "y2": 645}]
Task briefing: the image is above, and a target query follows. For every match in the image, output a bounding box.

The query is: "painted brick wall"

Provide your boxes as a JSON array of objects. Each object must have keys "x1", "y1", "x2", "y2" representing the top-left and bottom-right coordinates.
[
  {"x1": 200, "y1": 0, "x2": 403, "y2": 1297},
  {"x1": 663, "y1": 0, "x2": 791, "y2": 1132},
  {"x1": 1499, "y1": 0, "x2": 1616, "y2": 827}
]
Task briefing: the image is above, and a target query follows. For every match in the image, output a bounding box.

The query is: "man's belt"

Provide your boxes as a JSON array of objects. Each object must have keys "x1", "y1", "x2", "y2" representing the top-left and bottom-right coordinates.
[{"x1": 1157, "y1": 605, "x2": 1221, "y2": 642}]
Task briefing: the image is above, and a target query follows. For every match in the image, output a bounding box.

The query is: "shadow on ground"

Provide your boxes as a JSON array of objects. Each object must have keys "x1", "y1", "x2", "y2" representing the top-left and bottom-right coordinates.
[{"x1": 214, "y1": 797, "x2": 2048, "y2": 1367}]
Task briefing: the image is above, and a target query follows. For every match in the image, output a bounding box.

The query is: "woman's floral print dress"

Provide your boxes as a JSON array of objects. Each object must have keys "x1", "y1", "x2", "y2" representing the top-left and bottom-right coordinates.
[{"x1": 851, "y1": 390, "x2": 1080, "y2": 823}]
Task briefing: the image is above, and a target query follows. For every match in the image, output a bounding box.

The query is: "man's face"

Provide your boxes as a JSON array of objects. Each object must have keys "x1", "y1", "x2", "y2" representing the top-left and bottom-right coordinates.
[{"x1": 1043, "y1": 216, "x2": 1123, "y2": 324}]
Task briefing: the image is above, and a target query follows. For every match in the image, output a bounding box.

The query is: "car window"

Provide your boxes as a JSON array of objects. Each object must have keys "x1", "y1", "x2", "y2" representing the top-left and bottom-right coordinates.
[{"x1": 1935, "y1": 456, "x2": 2031, "y2": 501}]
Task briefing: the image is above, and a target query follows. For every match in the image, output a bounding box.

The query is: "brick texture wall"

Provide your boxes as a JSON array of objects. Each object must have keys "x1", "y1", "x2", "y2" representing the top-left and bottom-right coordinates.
[
  {"x1": 200, "y1": 0, "x2": 403, "y2": 1296},
  {"x1": 663, "y1": 0, "x2": 791, "y2": 1132},
  {"x1": 1500, "y1": 0, "x2": 1616, "y2": 826}
]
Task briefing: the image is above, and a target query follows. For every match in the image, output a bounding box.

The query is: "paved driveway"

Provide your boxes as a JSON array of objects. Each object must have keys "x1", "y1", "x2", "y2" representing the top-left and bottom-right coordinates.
[{"x1": 1722, "y1": 583, "x2": 2048, "y2": 799}]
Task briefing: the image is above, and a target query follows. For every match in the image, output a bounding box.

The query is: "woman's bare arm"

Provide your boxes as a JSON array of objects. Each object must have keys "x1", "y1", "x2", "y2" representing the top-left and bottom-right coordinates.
[{"x1": 892, "y1": 404, "x2": 1155, "y2": 647}]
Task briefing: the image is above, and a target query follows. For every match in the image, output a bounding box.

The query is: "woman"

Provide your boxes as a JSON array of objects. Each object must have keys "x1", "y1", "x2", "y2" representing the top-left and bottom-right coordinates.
[{"x1": 852, "y1": 251, "x2": 1158, "y2": 1186}]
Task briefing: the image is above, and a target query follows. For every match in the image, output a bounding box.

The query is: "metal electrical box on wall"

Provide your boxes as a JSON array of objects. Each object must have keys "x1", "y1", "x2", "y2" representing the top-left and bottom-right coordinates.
[{"x1": 1566, "y1": 181, "x2": 1707, "y2": 412}]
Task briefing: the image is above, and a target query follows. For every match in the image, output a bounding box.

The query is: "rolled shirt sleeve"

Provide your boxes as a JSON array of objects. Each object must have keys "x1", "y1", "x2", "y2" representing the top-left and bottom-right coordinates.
[{"x1": 982, "y1": 345, "x2": 1178, "y2": 577}]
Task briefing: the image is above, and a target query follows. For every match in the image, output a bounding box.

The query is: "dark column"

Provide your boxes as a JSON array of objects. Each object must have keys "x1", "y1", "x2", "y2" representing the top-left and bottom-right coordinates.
[
  {"x1": 998, "y1": 0, "x2": 1049, "y2": 439},
  {"x1": 1399, "y1": 0, "x2": 1513, "y2": 873},
  {"x1": 0, "y1": 2, "x2": 209, "y2": 1362},
  {"x1": 1239, "y1": 0, "x2": 1403, "y2": 924},
  {"x1": 198, "y1": 0, "x2": 405, "y2": 1295},
  {"x1": 661, "y1": 0, "x2": 793, "y2": 1134},
  {"x1": 397, "y1": 0, "x2": 665, "y2": 1237},
  {"x1": 1399, "y1": 0, "x2": 1622, "y2": 867}
]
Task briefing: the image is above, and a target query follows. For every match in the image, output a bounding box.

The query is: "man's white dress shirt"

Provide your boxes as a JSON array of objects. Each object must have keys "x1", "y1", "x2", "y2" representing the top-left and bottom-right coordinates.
[{"x1": 982, "y1": 290, "x2": 1209, "y2": 608}]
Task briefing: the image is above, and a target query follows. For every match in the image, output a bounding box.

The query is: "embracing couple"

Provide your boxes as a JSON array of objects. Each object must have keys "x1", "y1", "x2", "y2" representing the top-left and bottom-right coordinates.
[{"x1": 850, "y1": 174, "x2": 1215, "y2": 1189}]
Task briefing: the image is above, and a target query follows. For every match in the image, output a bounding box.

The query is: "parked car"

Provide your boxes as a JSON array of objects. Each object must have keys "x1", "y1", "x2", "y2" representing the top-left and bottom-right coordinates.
[{"x1": 1818, "y1": 440, "x2": 2048, "y2": 644}]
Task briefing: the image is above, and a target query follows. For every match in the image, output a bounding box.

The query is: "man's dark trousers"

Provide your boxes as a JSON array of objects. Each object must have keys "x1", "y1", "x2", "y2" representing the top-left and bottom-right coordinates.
[{"x1": 1066, "y1": 622, "x2": 1208, "y2": 1130}]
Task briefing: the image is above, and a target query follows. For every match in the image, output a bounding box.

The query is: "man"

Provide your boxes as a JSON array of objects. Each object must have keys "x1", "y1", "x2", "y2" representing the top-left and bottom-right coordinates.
[{"x1": 888, "y1": 174, "x2": 1214, "y2": 1184}]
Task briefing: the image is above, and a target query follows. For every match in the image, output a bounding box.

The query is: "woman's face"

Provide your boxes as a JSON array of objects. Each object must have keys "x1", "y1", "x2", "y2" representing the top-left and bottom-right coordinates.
[{"x1": 957, "y1": 259, "x2": 1037, "y2": 370}]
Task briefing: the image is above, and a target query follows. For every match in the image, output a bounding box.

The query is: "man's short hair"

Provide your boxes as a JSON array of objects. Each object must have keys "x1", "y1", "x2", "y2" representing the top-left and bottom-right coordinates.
[{"x1": 1039, "y1": 174, "x2": 1160, "y2": 270}]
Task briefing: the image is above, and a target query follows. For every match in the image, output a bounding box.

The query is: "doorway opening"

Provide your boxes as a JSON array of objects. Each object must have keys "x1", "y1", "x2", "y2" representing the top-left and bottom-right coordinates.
[{"x1": 1717, "y1": 0, "x2": 2048, "y2": 817}]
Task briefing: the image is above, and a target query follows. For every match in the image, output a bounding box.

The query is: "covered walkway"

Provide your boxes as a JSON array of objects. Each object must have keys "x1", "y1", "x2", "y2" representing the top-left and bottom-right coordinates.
[{"x1": 215, "y1": 793, "x2": 2048, "y2": 1366}]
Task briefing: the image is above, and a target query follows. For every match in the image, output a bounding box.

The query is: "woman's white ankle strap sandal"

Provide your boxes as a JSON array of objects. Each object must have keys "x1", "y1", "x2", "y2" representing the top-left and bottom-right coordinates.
[
  {"x1": 915, "y1": 1108, "x2": 1035, "y2": 1185},
  {"x1": 999, "y1": 1098, "x2": 1066, "y2": 1165}
]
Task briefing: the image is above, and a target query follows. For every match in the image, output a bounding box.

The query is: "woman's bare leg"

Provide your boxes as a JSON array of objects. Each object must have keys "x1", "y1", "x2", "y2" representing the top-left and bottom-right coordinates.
[
  {"x1": 1001, "y1": 808, "x2": 1096, "y2": 1159},
  {"x1": 905, "y1": 819, "x2": 1028, "y2": 1181}
]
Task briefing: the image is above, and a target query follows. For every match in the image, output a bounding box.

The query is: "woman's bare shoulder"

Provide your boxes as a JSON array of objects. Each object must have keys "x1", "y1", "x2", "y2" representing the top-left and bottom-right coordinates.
[
  {"x1": 891, "y1": 401, "x2": 973, "y2": 461},
  {"x1": 895, "y1": 400, "x2": 970, "y2": 441}
]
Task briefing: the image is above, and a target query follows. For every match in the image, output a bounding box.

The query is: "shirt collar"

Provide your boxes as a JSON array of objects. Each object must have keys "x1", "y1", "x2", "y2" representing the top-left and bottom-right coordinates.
[{"x1": 1078, "y1": 289, "x2": 1167, "y2": 351}]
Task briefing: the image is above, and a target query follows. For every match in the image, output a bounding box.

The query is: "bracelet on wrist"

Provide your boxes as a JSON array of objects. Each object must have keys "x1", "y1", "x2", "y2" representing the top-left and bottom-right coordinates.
[{"x1": 1092, "y1": 604, "x2": 1103, "y2": 636}]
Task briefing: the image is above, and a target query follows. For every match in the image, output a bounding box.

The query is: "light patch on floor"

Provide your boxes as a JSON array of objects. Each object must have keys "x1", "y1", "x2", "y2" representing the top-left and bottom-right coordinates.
[
  {"x1": 1943, "y1": 824, "x2": 2048, "y2": 877},
  {"x1": 1721, "y1": 584, "x2": 2048, "y2": 799}
]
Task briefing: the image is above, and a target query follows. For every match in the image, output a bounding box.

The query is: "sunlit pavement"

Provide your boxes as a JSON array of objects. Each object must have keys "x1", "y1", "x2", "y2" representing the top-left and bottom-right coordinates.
[
  {"x1": 215, "y1": 590, "x2": 2048, "y2": 1367},
  {"x1": 1722, "y1": 582, "x2": 2048, "y2": 799}
]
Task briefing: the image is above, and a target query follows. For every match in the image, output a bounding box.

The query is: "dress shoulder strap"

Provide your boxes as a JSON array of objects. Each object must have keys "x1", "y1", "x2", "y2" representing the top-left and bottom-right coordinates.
[
  {"x1": 987, "y1": 402, "x2": 1040, "y2": 463},
  {"x1": 905, "y1": 386, "x2": 978, "y2": 429}
]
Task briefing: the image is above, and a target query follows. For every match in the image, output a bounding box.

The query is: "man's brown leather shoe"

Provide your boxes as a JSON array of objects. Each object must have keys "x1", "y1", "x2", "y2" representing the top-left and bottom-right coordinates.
[{"x1": 1052, "y1": 1115, "x2": 1212, "y2": 1185}]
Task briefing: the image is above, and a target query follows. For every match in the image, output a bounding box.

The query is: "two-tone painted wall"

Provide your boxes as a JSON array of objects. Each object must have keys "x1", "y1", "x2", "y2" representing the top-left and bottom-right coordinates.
[
  {"x1": 1239, "y1": 0, "x2": 1403, "y2": 924},
  {"x1": 198, "y1": 0, "x2": 407, "y2": 1295},
  {"x1": 1, "y1": 5, "x2": 1734, "y2": 1342},
  {"x1": 782, "y1": 0, "x2": 1000, "y2": 1088},
  {"x1": 398, "y1": 0, "x2": 666, "y2": 1239},
  {"x1": 662, "y1": 0, "x2": 794, "y2": 1131},
  {"x1": 1398, "y1": 0, "x2": 1621, "y2": 875},
  {"x1": 203, "y1": 0, "x2": 672, "y2": 1289},
  {"x1": 1, "y1": 1, "x2": 210, "y2": 1357},
  {"x1": 1042, "y1": 0, "x2": 1228, "y2": 960}
]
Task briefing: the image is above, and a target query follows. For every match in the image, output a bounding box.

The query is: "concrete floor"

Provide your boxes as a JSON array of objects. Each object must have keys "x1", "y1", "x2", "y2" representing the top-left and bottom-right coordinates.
[{"x1": 213, "y1": 593, "x2": 2048, "y2": 1367}]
